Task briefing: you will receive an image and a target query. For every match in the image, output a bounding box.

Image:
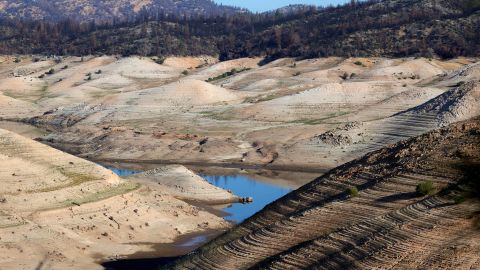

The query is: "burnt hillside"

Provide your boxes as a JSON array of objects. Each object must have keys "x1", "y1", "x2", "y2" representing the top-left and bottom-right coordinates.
[{"x1": 0, "y1": 0, "x2": 478, "y2": 62}]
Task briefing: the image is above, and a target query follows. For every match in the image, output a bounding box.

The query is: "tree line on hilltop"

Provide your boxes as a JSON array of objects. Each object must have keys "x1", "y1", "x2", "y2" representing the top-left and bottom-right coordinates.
[{"x1": 0, "y1": 0, "x2": 478, "y2": 63}]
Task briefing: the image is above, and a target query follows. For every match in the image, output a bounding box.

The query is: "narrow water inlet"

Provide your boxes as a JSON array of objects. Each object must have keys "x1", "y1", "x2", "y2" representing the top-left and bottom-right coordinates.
[
  {"x1": 105, "y1": 165, "x2": 294, "y2": 223},
  {"x1": 101, "y1": 164, "x2": 308, "y2": 270},
  {"x1": 199, "y1": 174, "x2": 292, "y2": 223}
]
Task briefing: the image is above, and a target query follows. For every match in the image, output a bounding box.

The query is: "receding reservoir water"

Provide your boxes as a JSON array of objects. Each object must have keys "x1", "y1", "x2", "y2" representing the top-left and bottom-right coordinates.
[
  {"x1": 109, "y1": 167, "x2": 141, "y2": 177},
  {"x1": 199, "y1": 174, "x2": 291, "y2": 222},
  {"x1": 107, "y1": 166, "x2": 292, "y2": 223},
  {"x1": 102, "y1": 164, "x2": 316, "y2": 270}
]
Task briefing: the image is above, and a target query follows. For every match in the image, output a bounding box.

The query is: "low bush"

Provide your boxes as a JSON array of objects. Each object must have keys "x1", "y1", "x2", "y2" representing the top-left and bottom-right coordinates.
[
  {"x1": 348, "y1": 186, "x2": 359, "y2": 197},
  {"x1": 416, "y1": 181, "x2": 434, "y2": 196},
  {"x1": 206, "y1": 68, "x2": 250, "y2": 82}
]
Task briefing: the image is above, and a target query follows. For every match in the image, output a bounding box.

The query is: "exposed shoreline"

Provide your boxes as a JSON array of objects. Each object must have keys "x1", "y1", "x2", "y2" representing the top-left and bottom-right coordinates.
[
  {"x1": 92, "y1": 157, "x2": 330, "y2": 174},
  {"x1": 0, "y1": 127, "x2": 235, "y2": 270},
  {"x1": 1, "y1": 54, "x2": 479, "y2": 270},
  {"x1": 100, "y1": 228, "x2": 226, "y2": 265}
]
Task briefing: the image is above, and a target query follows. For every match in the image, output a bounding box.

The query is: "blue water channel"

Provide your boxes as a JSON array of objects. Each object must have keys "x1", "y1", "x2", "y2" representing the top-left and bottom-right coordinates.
[
  {"x1": 106, "y1": 166, "x2": 292, "y2": 223},
  {"x1": 199, "y1": 174, "x2": 291, "y2": 222}
]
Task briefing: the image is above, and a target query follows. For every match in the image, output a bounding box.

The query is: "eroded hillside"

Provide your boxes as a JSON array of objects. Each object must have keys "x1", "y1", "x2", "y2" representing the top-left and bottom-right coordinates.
[
  {"x1": 0, "y1": 127, "x2": 234, "y2": 269},
  {"x1": 1, "y1": 54, "x2": 479, "y2": 269},
  {"x1": 1, "y1": 56, "x2": 478, "y2": 173},
  {"x1": 164, "y1": 117, "x2": 480, "y2": 270}
]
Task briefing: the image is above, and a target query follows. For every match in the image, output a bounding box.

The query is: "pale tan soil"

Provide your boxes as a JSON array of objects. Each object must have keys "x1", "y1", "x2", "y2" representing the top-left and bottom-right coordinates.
[
  {"x1": 163, "y1": 56, "x2": 218, "y2": 69},
  {"x1": 1, "y1": 55, "x2": 480, "y2": 269},
  {"x1": 128, "y1": 165, "x2": 240, "y2": 204},
  {"x1": 112, "y1": 78, "x2": 248, "y2": 107},
  {"x1": 0, "y1": 121, "x2": 48, "y2": 139},
  {"x1": 190, "y1": 57, "x2": 261, "y2": 81},
  {"x1": 3, "y1": 56, "x2": 476, "y2": 173},
  {"x1": 0, "y1": 128, "x2": 230, "y2": 270}
]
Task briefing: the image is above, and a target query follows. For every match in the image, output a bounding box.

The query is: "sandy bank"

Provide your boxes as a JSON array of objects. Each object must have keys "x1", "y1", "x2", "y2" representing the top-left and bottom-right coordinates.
[{"x1": 0, "y1": 128, "x2": 233, "y2": 270}]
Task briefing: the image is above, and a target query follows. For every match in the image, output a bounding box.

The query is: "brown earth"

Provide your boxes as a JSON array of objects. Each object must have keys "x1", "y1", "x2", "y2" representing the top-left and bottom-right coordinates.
[{"x1": 164, "y1": 117, "x2": 480, "y2": 270}]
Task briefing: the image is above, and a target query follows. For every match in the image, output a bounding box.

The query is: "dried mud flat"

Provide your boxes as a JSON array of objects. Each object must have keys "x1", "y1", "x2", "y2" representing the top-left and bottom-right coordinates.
[{"x1": 165, "y1": 118, "x2": 480, "y2": 270}]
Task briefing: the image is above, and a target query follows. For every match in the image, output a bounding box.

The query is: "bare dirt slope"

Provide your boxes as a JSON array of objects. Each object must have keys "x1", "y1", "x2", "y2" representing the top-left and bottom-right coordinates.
[
  {"x1": 164, "y1": 118, "x2": 480, "y2": 270},
  {"x1": 1, "y1": 54, "x2": 480, "y2": 269},
  {"x1": 2, "y1": 57, "x2": 480, "y2": 168},
  {"x1": 0, "y1": 128, "x2": 230, "y2": 270},
  {"x1": 128, "y1": 165, "x2": 240, "y2": 204},
  {"x1": 8, "y1": 56, "x2": 477, "y2": 173}
]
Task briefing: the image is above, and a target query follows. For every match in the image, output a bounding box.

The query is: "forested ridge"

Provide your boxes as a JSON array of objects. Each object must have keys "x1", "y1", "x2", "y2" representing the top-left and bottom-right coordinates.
[
  {"x1": 0, "y1": 0, "x2": 242, "y2": 22},
  {"x1": 0, "y1": 0, "x2": 479, "y2": 62}
]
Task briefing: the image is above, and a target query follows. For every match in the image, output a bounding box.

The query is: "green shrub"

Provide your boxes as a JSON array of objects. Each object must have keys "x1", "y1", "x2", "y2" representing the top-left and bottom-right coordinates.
[
  {"x1": 354, "y1": 61, "x2": 363, "y2": 66},
  {"x1": 348, "y1": 186, "x2": 359, "y2": 197},
  {"x1": 205, "y1": 68, "x2": 250, "y2": 82},
  {"x1": 182, "y1": 70, "x2": 189, "y2": 75},
  {"x1": 416, "y1": 181, "x2": 434, "y2": 196},
  {"x1": 454, "y1": 196, "x2": 466, "y2": 204}
]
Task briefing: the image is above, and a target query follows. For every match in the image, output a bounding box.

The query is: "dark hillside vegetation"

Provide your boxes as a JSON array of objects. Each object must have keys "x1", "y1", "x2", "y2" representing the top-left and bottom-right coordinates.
[
  {"x1": 0, "y1": 0, "x2": 478, "y2": 62},
  {"x1": 0, "y1": 0, "x2": 243, "y2": 22}
]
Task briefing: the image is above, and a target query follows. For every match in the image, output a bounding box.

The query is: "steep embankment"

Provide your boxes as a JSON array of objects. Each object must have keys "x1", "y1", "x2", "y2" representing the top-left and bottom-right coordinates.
[{"x1": 165, "y1": 117, "x2": 480, "y2": 269}]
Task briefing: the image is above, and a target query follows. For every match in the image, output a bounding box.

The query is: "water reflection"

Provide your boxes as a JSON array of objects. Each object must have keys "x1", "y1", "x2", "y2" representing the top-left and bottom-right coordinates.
[
  {"x1": 200, "y1": 174, "x2": 292, "y2": 223},
  {"x1": 108, "y1": 167, "x2": 141, "y2": 177},
  {"x1": 105, "y1": 166, "x2": 293, "y2": 223}
]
